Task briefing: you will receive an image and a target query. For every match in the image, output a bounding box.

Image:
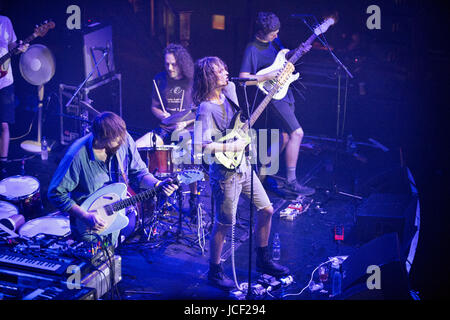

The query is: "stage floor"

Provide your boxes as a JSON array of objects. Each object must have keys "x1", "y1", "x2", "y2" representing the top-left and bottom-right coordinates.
[{"x1": 1, "y1": 134, "x2": 415, "y2": 300}]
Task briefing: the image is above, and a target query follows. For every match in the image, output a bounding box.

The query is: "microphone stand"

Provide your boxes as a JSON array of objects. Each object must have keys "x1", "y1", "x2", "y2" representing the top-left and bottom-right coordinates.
[
  {"x1": 239, "y1": 81, "x2": 255, "y2": 300},
  {"x1": 301, "y1": 18, "x2": 361, "y2": 200},
  {"x1": 65, "y1": 50, "x2": 107, "y2": 119}
]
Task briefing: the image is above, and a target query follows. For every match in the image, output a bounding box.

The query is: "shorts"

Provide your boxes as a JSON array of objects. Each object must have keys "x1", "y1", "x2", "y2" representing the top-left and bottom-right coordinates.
[
  {"x1": 0, "y1": 84, "x2": 15, "y2": 124},
  {"x1": 269, "y1": 99, "x2": 301, "y2": 134},
  {"x1": 210, "y1": 162, "x2": 272, "y2": 226}
]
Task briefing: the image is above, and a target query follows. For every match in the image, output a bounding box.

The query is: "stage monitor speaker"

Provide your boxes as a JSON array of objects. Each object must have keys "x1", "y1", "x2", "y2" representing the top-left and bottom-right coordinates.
[
  {"x1": 82, "y1": 24, "x2": 115, "y2": 85},
  {"x1": 60, "y1": 23, "x2": 115, "y2": 86},
  {"x1": 355, "y1": 192, "x2": 417, "y2": 258},
  {"x1": 341, "y1": 233, "x2": 411, "y2": 300}
]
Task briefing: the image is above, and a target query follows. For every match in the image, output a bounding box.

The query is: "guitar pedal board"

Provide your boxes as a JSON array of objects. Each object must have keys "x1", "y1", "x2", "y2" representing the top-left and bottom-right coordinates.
[{"x1": 0, "y1": 234, "x2": 121, "y2": 300}]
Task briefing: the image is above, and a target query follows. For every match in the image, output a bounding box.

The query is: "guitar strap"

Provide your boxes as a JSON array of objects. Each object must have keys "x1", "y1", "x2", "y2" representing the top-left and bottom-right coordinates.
[{"x1": 115, "y1": 152, "x2": 129, "y2": 188}]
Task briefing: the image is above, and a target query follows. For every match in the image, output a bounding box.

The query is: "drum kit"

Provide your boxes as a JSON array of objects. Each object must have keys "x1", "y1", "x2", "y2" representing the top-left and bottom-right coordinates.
[
  {"x1": 0, "y1": 175, "x2": 69, "y2": 240},
  {"x1": 133, "y1": 119, "x2": 209, "y2": 247}
]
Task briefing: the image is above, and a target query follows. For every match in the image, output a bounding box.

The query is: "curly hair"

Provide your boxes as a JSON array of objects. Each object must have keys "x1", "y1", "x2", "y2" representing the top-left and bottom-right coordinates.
[
  {"x1": 255, "y1": 12, "x2": 281, "y2": 38},
  {"x1": 192, "y1": 56, "x2": 228, "y2": 106},
  {"x1": 163, "y1": 43, "x2": 194, "y2": 80}
]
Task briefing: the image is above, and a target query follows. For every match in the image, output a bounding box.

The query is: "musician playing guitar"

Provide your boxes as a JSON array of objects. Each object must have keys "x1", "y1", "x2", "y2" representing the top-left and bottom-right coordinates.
[
  {"x1": 193, "y1": 57, "x2": 289, "y2": 290},
  {"x1": 239, "y1": 12, "x2": 315, "y2": 196},
  {"x1": 0, "y1": 15, "x2": 29, "y2": 178},
  {"x1": 48, "y1": 112, "x2": 178, "y2": 245}
]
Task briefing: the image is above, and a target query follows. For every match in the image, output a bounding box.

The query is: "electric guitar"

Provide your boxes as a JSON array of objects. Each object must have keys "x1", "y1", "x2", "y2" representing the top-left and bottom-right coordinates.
[
  {"x1": 0, "y1": 20, "x2": 55, "y2": 79},
  {"x1": 73, "y1": 169, "x2": 204, "y2": 237},
  {"x1": 215, "y1": 17, "x2": 336, "y2": 170},
  {"x1": 256, "y1": 17, "x2": 336, "y2": 100}
]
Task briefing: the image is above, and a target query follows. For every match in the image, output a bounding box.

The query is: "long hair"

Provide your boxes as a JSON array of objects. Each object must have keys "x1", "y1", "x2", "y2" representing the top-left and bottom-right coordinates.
[
  {"x1": 163, "y1": 43, "x2": 194, "y2": 80},
  {"x1": 92, "y1": 111, "x2": 127, "y2": 145},
  {"x1": 192, "y1": 56, "x2": 227, "y2": 106},
  {"x1": 255, "y1": 12, "x2": 281, "y2": 38}
]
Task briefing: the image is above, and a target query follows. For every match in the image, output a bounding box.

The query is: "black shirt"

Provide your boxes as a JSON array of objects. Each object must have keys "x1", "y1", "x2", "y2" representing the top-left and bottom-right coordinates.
[
  {"x1": 240, "y1": 38, "x2": 295, "y2": 104},
  {"x1": 152, "y1": 71, "x2": 193, "y2": 113}
]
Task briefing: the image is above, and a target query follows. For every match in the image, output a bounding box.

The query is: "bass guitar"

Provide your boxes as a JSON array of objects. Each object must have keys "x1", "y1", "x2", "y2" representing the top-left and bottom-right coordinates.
[
  {"x1": 73, "y1": 169, "x2": 204, "y2": 237},
  {"x1": 256, "y1": 17, "x2": 335, "y2": 100},
  {"x1": 215, "y1": 17, "x2": 336, "y2": 170},
  {"x1": 0, "y1": 20, "x2": 55, "y2": 78}
]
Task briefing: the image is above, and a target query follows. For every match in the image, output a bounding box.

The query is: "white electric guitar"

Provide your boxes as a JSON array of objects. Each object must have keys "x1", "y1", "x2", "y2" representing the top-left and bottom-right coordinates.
[
  {"x1": 215, "y1": 17, "x2": 336, "y2": 170},
  {"x1": 73, "y1": 170, "x2": 204, "y2": 237},
  {"x1": 256, "y1": 17, "x2": 336, "y2": 100}
]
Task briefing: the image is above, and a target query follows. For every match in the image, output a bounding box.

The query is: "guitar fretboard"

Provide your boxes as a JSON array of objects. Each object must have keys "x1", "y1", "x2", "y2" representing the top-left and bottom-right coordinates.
[
  {"x1": 112, "y1": 187, "x2": 158, "y2": 211},
  {"x1": 286, "y1": 33, "x2": 318, "y2": 65},
  {"x1": 0, "y1": 33, "x2": 37, "y2": 65}
]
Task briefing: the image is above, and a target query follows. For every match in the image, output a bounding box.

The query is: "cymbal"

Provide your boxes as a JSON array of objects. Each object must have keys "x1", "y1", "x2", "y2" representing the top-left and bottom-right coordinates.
[{"x1": 161, "y1": 109, "x2": 196, "y2": 126}]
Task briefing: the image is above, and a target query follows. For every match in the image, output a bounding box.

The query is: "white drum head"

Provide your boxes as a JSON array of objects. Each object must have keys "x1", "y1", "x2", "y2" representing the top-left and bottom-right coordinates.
[
  {"x1": 19, "y1": 216, "x2": 70, "y2": 237},
  {"x1": 0, "y1": 176, "x2": 40, "y2": 200},
  {"x1": 136, "y1": 132, "x2": 164, "y2": 148},
  {"x1": 0, "y1": 201, "x2": 19, "y2": 219}
]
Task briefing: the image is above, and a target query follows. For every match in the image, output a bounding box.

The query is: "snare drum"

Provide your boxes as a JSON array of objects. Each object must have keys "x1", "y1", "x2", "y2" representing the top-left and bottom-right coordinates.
[
  {"x1": 139, "y1": 145, "x2": 177, "y2": 177},
  {"x1": 0, "y1": 176, "x2": 43, "y2": 219}
]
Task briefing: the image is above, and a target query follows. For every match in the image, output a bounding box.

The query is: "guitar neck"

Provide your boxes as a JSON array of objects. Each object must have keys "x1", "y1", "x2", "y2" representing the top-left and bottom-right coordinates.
[
  {"x1": 0, "y1": 33, "x2": 37, "y2": 65},
  {"x1": 112, "y1": 186, "x2": 158, "y2": 211},
  {"x1": 245, "y1": 88, "x2": 278, "y2": 130},
  {"x1": 286, "y1": 33, "x2": 318, "y2": 65},
  {"x1": 245, "y1": 32, "x2": 320, "y2": 129}
]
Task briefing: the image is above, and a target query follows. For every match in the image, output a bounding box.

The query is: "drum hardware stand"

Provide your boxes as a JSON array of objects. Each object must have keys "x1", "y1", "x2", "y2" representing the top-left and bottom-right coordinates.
[{"x1": 172, "y1": 188, "x2": 202, "y2": 249}]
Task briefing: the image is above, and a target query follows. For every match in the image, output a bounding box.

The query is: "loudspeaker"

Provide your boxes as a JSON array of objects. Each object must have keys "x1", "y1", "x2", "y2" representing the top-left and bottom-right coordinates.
[
  {"x1": 341, "y1": 233, "x2": 411, "y2": 299},
  {"x1": 59, "y1": 23, "x2": 115, "y2": 86},
  {"x1": 355, "y1": 192, "x2": 418, "y2": 258}
]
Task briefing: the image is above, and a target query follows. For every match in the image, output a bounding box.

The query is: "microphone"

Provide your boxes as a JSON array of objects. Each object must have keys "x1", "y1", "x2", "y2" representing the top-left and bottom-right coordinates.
[
  {"x1": 291, "y1": 14, "x2": 314, "y2": 19},
  {"x1": 230, "y1": 77, "x2": 257, "y2": 82}
]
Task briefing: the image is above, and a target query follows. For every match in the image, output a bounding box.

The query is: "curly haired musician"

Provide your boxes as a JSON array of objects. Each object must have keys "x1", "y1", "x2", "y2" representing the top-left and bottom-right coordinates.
[
  {"x1": 239, "y1": 12, "x2": 314, "y2": 196},
  {"x1": 137, "y1": 43, "x2": 200, "y2": 212},
  {"x1": 149, "y1": 43, "x2": 195, "y2": 143},
  {"x1": 193, "y1": 56, "x2": 289, "y2": 290},
  {"x1": 48, "y1": 112, "x2": 178, "y2": 245},
  {"x1": 0, "y1": 15, "x2": 28, "y2": 178}
]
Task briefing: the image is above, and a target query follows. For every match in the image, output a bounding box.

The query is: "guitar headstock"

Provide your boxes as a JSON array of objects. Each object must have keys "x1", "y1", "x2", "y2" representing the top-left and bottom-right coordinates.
[
  {"x1": 175, "y1": 169, "x2": 204, "y2": 185},
  {"x1": 313, "y1": 17, "x2": 336, "y2": 36},
  {"x1": 34, "y1": 20, "x2": 55, "y2": 38}
]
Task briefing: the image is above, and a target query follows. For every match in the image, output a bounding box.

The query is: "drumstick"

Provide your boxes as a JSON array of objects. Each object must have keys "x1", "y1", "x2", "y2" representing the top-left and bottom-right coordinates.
[
  {"x1": 153, "y1": 79, "x2": 167, "y2": 114},
  {"x1": 179, "y1": 89, "x2": 184, "y2": 111}
]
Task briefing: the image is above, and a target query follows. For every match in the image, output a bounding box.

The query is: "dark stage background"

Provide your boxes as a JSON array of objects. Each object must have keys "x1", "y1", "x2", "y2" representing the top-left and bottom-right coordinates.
[{"x1": 1, "y1": 0, "x2": 448, "y2": 299}]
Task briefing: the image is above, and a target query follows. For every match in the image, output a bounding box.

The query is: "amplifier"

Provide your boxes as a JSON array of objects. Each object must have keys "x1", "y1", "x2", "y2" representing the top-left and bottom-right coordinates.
[{"x1": 81, "y1": 255, "x2": 121, "y2": 299}]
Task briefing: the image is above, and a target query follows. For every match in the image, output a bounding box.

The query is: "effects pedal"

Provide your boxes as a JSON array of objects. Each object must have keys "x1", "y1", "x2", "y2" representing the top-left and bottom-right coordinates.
[{"x1": 257, "y1": 274, "x2": 294, "y2": 291}]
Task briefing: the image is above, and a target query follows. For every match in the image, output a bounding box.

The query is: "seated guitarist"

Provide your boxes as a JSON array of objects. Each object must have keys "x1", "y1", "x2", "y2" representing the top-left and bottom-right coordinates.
[
  {"x1": 193, "y1": 57, "x2": 289, "y2": 290},
  {"x1": 48, "y1": 112, "x2": 178, "y2": 245},
  {"x1": 239, "y1": 12, "x2": 314, "y2": 196}
]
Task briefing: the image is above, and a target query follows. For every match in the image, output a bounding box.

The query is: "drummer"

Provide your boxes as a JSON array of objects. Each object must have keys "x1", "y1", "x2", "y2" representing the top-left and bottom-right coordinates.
[
  {"x1": 137, "y1": 44, "x2": 200, "y2": 215},
  {"x1": 149, "y1": 43, "x2": 194, "y2": 143}
]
